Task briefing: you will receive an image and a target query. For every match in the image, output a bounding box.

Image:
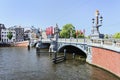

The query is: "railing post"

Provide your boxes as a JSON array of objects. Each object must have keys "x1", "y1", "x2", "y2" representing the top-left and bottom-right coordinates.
[
  {"x1": 91, "y1": 39, "x2": 93, "y2": 43},
  {"x1": 84, "y1": 37, "x2": 85, "y2": 43},
  {"x1": 101, "y1": 39, "x2": 104, "y2": 45},
  {"x1": 76, "y1": 38, "x2": 78, "y2": 42},
  {"x1": 112, "y1": 40, "x2": 116, "y2": 46}
]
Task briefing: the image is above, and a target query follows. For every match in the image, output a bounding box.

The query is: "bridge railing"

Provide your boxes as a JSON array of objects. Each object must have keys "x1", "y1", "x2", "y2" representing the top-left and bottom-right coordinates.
[
  {"x1": 41, "y1": 38, "x2": 120, "y2": 47},
  {"x1": 58, "y1": 38, "x2": 90, "y2": 43},
  {"x1": 91, "y1": 39, "x2": 120, "y2": 47}
]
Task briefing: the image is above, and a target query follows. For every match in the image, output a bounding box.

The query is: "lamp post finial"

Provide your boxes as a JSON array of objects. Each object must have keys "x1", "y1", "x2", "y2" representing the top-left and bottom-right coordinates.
[{"x1": 95, "y1": 10, "x2": 99, "y2": 16}]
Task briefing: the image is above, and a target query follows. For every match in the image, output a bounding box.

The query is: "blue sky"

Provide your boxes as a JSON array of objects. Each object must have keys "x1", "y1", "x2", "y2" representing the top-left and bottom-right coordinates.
[{"x1": 0, "y1": 0, "x2": 120, "y2": 35}]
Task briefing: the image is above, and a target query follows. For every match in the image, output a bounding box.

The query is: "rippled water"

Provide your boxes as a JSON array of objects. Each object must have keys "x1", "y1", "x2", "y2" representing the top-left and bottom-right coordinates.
[{"x1": 0, "y1": 47, "x2": 119, "y2": 80}]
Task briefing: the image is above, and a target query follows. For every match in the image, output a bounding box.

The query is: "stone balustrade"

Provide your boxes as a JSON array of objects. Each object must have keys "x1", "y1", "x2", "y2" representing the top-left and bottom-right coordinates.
[
  {"x1": 41, "y1": 38, "x2": 120, "y2": 48},
  {"x1": 91, "y1": 39, "x2": 120, "y2": 47}
]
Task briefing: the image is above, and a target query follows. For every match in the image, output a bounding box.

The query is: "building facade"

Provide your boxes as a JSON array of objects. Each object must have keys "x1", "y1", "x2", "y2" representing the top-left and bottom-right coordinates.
[
  {"x1": 0, "y1": 24, "x2": 6, "y2": 41},
  {"x1": 14, "y1": 26, "x2": 24, "y2": 42},
  {"x1": 1, "y1": 28, "x2": 16, "y2": 43}
]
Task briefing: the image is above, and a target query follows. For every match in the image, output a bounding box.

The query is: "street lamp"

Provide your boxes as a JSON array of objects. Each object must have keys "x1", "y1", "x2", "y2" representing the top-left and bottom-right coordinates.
[
  {"x1": 100, "y1": 16, "x2": 103, "y2": 25},
  {"x1": 69, "y1": 28, "x2": 72, "y2": 42},
  {"x1": 53, "y1": 24, "x2": 59, "y2": 63},
  {"x1": 39, "y1": 28, "x2": 42, "y2": 41},
  {"x1": 92, "y1": 18, "x2": 95, "y2": 24},
  {"x1": 54, "y1": 24, "x2": 59, "y2": 51},
  {"x1": 91, "y1": 10, "x2": 104, "y2": 39}
]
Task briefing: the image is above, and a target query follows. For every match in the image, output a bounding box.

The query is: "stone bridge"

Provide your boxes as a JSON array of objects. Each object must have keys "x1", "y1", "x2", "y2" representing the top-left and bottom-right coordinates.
[
  {"x1": 40, "y1": 38, "x2": 120, "y2": 77},
  {"x1": 15, "y1": 38, "x2": 120, "y2": 77}
]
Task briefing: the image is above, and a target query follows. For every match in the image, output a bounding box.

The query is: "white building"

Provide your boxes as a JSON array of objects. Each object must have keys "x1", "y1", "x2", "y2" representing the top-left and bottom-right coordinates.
[{"x1": 1, "y1": 28, "x2": 16, "y2": 43}]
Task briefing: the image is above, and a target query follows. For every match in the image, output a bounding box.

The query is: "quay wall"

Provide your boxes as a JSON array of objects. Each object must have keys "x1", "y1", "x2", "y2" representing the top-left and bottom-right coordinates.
[
  {"x1": 91, "y1": 46, "x2": 120, "y2": 77},
  {"x1": 15, "y1": 41, "x2": 29, "y2": 47}
]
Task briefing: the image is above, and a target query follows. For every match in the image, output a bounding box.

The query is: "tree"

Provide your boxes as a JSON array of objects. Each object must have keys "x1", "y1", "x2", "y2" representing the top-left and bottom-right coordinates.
[
  {"x1": 7, "y1": 32, "x2": 13, "y2": 40},
  {"x1": 104, "y1": 34, "x2": 109, "y2": 39},
  {"x1": 60, "y1": 24, "x2": 75, "y2": 38},
  {"x1": 113, "y1": 32, "x2": 120, "y2": 39}
]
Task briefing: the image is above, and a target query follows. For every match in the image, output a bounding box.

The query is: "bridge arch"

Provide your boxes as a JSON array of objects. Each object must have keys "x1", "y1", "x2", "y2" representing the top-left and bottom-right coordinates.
[
  {"x1": 33, "y1": 42, "x2": 50, "y2": 48},
  {"x1": 58, "y1": 44, "x2": 87, "y2": 58}
]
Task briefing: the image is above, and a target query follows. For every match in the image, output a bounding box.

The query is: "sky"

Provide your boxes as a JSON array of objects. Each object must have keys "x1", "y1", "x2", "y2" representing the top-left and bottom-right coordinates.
[{"x1": 0, "y1": 0, "x2": 120, "y2": 35}]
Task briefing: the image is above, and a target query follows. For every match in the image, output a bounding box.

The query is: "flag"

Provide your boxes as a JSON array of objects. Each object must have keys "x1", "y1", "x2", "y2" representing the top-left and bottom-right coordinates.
[
  {"x1": 50, "y1": 26, "x2": 53, "y2": 35},
  {"x1": 46, "y1": 28, "x2": 49, "y2": 35},
  {"x1": 80, "y1": 30, "x2": 83, "y2": 35},
  {"x1": 76, "y1": 30, "x2": 79, "y2": 36}
]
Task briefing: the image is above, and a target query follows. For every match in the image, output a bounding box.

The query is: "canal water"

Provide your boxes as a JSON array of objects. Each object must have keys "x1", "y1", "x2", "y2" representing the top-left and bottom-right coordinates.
[{"x1": 0, "y1": 47, "x2": 119, "y2": 80}]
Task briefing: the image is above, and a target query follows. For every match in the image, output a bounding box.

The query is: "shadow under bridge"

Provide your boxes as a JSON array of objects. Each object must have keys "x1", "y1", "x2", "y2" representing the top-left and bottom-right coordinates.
[
  {"x1": 33, "y1": 42, "x2": 50, "y2": 49},
  {"x1": 58, "y1": 44, "x2": 87, "y2": 59}
]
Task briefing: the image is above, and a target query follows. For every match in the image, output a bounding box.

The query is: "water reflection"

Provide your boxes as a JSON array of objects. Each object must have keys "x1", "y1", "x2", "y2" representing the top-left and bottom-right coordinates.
[{"x1": 0, "y1": 47, "x2": 119, "y2": 80}]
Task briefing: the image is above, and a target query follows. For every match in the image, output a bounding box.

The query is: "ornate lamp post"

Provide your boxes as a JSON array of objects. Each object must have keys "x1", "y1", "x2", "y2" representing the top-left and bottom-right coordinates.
[
  {"x1": 54, "y1": 24, "x2": 59, "y2": 51},
  {"x1": 68, "y1": 26, "x2": 73, "y2": 42},
  {"x1": 39, "y1": 28, "x2": 42, "y2": 41},
  {"x1": 91, "y1": 10, "x2": 104, "y2": 39},
  {"x1": 70, "y1": 28, "x2": 72, "y2": 42},
  {"x1": 53, "y1": 24, "x2": 60, "y2": 63}
]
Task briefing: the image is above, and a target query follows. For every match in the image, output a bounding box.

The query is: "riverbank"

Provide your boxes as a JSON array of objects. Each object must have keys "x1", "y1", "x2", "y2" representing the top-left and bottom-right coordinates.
[
  {"x1": 0, "y1": 41, "x2": 29, "y2": 47},
  {"x1": 0, "y1": 47, "x2": 119, "y2": 80},
  {"x1": 87, "y1": 61, "x2": 120, "y2": 79},
  {"x1": 0, "y1": 43, "x2": 11, "y2": 47}
]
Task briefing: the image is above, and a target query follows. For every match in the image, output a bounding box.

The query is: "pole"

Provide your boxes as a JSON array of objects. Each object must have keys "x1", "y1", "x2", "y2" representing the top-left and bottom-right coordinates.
[
  {"x1": 53, "y1": 24, "x2": 59, "y2": 64},
  {"x1": 28, "y1": 39, "x2": 30, "y2": 50},
  {"x1": 73, "y1": 53, "x2": 75, "y2": 59},
  {"x1": 55, "y1": 24, "x2": 59, "y2": 51},
  {"x1": 53, "y1": 51, "x2": 57, "y2": 64},
  {"x1": 64, "y1": 49, "x2": 66, "y2": 60}
]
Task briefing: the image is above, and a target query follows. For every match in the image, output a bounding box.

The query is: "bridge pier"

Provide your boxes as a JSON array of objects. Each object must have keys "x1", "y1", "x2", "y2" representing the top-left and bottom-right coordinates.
[
  {"x1": 53, "y1": 49, "x2": 67, "y2": 64},
  {"x1": 64, "y1": 49, "x2": 66, "y2": 60},
  {"x1": 40, "y1": 38, "x2": 120, "y2": 77},
  {"x1": 27, "y1": 45, "x2": 30, "y2": 50},
  {"x1": 36, "y1": 47, "x2": 41, "y2": 53}
]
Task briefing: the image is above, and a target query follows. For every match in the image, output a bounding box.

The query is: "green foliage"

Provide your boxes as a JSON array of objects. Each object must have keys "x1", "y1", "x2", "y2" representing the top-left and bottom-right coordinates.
[
  {"x1": 7, "y1": 32, "x2": 13, "y2": 40},
  {"x1": 60, "y1": 24, "x2": 75, "y2": 38},
  {"x1": 104, "y1": 34, "x2": 109, "y2": 39},
  {"x1": 113, "y1": 32, "x2": 120, "y2": 39}
]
